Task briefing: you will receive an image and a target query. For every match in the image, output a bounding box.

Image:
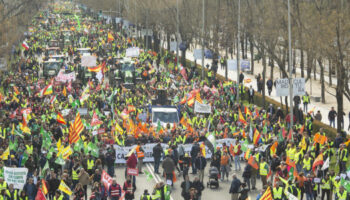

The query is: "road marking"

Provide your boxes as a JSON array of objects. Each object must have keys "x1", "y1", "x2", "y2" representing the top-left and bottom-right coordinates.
[{"x1": 145, "y1": 163, "x2": 174, "y2": 200}]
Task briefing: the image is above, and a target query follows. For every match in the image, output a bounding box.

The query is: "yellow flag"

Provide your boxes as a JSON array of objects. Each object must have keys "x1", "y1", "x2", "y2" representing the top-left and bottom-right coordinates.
[
  {"x1": 58, "y1": 180, "x2": 72, "y2": 195},
  {"x1": 63, "y1": 86, "x2": 67, "y2": 97},
  {"x1": 57, "y1": 138, "x2": 63, "y2": 156},
  {"x1": 115, "y1": 123, "x2": 124, "y2": 135},
  {"x1": 300, "y1": 137, "x2": 307, "y2": 150},
  {"x1": 62, "y1": 146, "x2": 73, "y2": 159},
  {"x1": 0, "y1": 147, "x2": 9, "y2": 160},
  {"x1": 11, "y1": 123, "x2": 14, "y2": 135}
]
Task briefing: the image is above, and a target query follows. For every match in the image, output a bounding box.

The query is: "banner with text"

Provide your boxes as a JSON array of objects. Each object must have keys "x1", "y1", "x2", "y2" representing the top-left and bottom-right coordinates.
[
  {"x1": 4, "y1": 167, "x2": 28, "y2": 189},
  {"x1": 275, "y1": 78, "x2": 305, "y2": 97},
  {"x1": 194, "y1": 101, "x2": 212, "y2": 113}
]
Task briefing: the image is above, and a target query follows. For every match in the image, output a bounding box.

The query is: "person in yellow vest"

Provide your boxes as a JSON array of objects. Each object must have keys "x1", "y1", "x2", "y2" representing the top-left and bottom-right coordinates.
[
  {"x1": 53, "y1": 191, "x2": 64, "y2": 200},
  {"x1": 135, "y1": 142, "x2": 145, "y2": 174},
  {"x1": 321, "y1": 174, "x2": 331, "y2": 200},
  {"x1": 273, "y1": 182, "x2": 284, "y2": 200},
  {"x1": 5, "y1": 184, "x2": 18, "y2": 200},
  {"x1": 336, "y1": 186, "x2": 349, "y2": 200},
  {"x1": 339, "y1": 144, "x2": 348, "y2": 174},
  {"x1": 302, "y1": 154, "x2": 312, "y2": 176},
  {"x1": 0, "y1": 177, "x2": 7, "y2": 192},
  {"x1": 86, "y1": 154, "x2": 95, "y2": 175},
  {"x1": 302, "y1": 92, "x2": 310, "y2": 113},
  {"x1": 259, "y1": 157, "x2": 269, "y2": 188}
]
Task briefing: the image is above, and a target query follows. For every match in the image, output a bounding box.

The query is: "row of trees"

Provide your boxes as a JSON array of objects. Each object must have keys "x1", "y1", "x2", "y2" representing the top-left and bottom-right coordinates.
[
  {"x1": 0, "y1": 0, "x2": 47, "y2": 57},
  {"x1": 80, "y1": 0, "x2": 350, "y2": 131}
]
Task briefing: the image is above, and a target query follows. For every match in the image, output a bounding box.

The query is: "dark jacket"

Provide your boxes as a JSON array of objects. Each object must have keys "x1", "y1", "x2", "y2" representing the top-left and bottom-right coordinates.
[
  {"x1": 162, "y1": 156, "x2": 175, "y2": 174},
  {"x1": 229, "y1": 178, "x2": 241, "y2": 194},
  {"x1": 153, "y1": 144, "x2": 163, "y2": 159},
  {"x1": 192, "y1": 180, "x2": 204, "y2": 196},
  {"x1": 190, "y1": 144, "x2": 200, "y2": 158},
  {"x1": 181, "y1": 181, "x2": 193, "y2": 199},
  {"x1": 242, "y1": 165, "x2": 251, "y2": 179},
  {"x1": 194, "y1": 156, "x2": 207, "y2": 170}
]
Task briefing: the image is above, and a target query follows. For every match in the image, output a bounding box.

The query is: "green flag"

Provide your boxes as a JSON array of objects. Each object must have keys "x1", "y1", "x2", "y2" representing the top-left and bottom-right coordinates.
[
  {"x1": 72, "y1": 99, "x2": 80, "y2": 108},
  {"x1": 74, "y1": 139, "x2": 84, "y2": 152},
  {"x1": 47, "y1": 147, "x2": 55, "y2": 159},
  {"x1": 55, "y1": 154, "x2": 65, "y2": 166},
  {"x1": 9, "y1": 139, "x2": 18, "y2": 151},
  {"x1": 241, "y1": 140, "x2": 249, "y2": 152},
  {"x1": 156, "y1": 120, "x2": 162, "y2": 133},
  {"x1": 41, "y1": 161, "x2": 49, "y2": 178},
  {"x1": 21, "y1": 151, "x2": 29, "y2": 166},
  {"x1": 89, "y1": 143, "x2": 99, "y2": 158},
  {"x1": 144, "y1": 170, "x2": 153, "y2": 181},
  {"x1": 278, "y1": 129, "x2": 284, "y2": 143},
  {"x1": 341, "y1": 178, "x2": 350, "y2": 192}
]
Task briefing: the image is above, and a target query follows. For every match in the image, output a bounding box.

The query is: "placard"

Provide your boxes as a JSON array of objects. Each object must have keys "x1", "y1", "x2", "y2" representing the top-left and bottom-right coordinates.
[
  {"x1": 227, "y1": 59, "x2": 237, "y2": 70},
  {"x1": 81, "y1": 56, "x2": 97, "y2": 67},
  {"x1": 125, "y1": 47, "x2": 140, "y2": 57},
  {"x1": 4, "y1": 167, "x2": 28, "y2": 189},
  {"x1": 275, "y1": 78, "x2": 290, "y2": 97},
  {"x1": 194, "y1": 101, "x2": 211, "y2": 113},
  {"x1": 127, "y1": 168, "x2": 139, "y2": 176},
  {"x1": 77, "y1": 108, "x2": 88, "y2": 116}
]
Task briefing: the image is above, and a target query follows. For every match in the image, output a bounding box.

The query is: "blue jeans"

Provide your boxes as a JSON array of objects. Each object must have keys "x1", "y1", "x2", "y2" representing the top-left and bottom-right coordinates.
[
  {"x1": 330, "y1": 119, "x2": 335, "y2": 128},
  {"x1": 154, "y1": 157, "x2": 160, "y2": 173},
  {"x1": 191, "y1": 157, "x2": 197, "y2": 174},
  {"x1": 306, "y1": 193, "x2": 313, "y2": 200},
  {"x1": 234, "y1": 156, "x2": 241, "y2": 171}
]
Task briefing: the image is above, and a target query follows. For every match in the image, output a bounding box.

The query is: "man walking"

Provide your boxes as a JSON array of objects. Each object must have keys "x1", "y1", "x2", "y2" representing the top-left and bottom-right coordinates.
[
  {"x1": 248, "y1": 86, "x2": 254, "y2": 104},
  {"x1": 195, "y1": 152, "x2": 207, "y2": 183},
  {"x1": 302, "y1": 92, "x2": 310, "y2": 113},
  {"x1": 233, "y1": 140, "x2": 241, "y2": 171},
  {"x1": 152, "y1": 142, "x2": 163, "y2": 174},
  {"x1": 229, "y1": 174, "x2": 241, "y2": 200},
  {"x1": 136, "y1": 142, "x2": 145, "y2": 174},
  {"x1": 328, "y1": 107, "x2": 337, "y2": 128}
]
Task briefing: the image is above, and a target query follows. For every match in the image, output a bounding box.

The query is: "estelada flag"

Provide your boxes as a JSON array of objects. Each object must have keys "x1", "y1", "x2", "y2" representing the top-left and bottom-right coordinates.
[
  {"x1": 57, "y1": 112, "x2": 66, "y2": 125},
  {"x1": 91, "y1": 111, "x2": 103, "y2": 126},
  {"x1": 248, "y1": 155, "x2": 258, "y2": 169},
  {"x1": 312, "y1": 153, "x2": 323, "y2": 171}
]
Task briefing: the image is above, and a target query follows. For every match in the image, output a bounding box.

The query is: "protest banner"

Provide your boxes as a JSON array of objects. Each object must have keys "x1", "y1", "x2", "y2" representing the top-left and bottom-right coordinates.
[
  {"x1": 81, "y1": 56, "x2": 97, "y2": 67},
  {"x1": 194, "y1": 101, "x2": 212, "y2": 113},
  {"x1": 4, "y1": 167, "x2": 28, "y2": 189}
]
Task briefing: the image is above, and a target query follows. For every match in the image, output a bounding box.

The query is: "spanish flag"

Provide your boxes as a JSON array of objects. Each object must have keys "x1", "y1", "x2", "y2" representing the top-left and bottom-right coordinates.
[
  {"x1": 41, "y1": 179, "x2": 48, "y2": 195},
  {"x1": 88, "y1": 64, "x2": 102, "y2": 72},
  {"x1": 108, "y1": 33, "x2": 114, "y2": 42},
  {"x1": 312, "y1": 153, "x2": 323, "y2": 172},
  {"x1": 253, "y1": 129, "x2": 261, "y2": 145},
  {"x1": 238, "y1": 108, "x2": 247, "y2": 124}
]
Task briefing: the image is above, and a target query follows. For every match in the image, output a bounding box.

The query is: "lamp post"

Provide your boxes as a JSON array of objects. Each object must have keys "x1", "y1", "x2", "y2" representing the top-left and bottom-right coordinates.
[{"x1": 288, "y1": 0, "x2": 294, "y2": 129}]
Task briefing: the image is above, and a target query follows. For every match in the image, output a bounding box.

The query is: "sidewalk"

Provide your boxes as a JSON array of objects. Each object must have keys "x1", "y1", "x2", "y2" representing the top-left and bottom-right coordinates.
[{"x1": 180, "y1": 46, "x2": 349, "y2": 133}]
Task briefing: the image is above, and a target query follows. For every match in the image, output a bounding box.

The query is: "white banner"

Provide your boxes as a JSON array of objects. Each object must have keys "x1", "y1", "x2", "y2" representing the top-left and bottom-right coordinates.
[
  {"x1": 55, "y1": 70, "x2": 76, "y2": 83},
  {"x1": 81, "y1": 56, "x2": 97, "y2": 67},
  {"x1": 227, "y1": 59, "x2": 250, "y2": 71},
  {"x1": 126, "y1": 47, "x2": 140, "y2": 57},
  {"x1": 227, "y1": 59, "x2": 237, "y2": 70},
  {"x1": 4, "y1": 167, "x2": 28, "y2": 189},
  {"x1": 194, "y1": 101, "x2": 211, "y2": 113},
  {"x1": 113, "y1": 139, "x2": 237, "y2": 164},
  {"x1": 275, "y1": 78, "x2": 305, "y2": 97}
]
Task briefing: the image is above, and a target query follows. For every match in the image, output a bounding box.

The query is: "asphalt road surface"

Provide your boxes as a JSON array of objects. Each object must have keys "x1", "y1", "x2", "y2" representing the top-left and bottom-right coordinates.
[{"x1": 88, "y1": 160, "x2": 263, "y2": 200}]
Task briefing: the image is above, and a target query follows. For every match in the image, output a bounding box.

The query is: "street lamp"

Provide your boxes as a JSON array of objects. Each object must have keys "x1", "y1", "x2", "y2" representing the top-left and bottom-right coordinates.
[{"x1": 288, "y1": 0, "x2": 294, "y2": 129}]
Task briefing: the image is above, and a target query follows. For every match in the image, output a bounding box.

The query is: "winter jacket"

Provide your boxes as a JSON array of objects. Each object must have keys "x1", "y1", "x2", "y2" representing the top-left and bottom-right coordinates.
[{"x1": 162, "y1": 156, "x2": 175, "y2": 174}]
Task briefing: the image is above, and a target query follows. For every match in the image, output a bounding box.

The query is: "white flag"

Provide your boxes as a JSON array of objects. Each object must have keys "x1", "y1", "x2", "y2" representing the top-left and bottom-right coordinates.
[
  {"x1": 96, "y1": 70, "x2": 103, "y2": 83},
  {"x1": 321, "y1": 157, "x2": 329, "y2": 171}
]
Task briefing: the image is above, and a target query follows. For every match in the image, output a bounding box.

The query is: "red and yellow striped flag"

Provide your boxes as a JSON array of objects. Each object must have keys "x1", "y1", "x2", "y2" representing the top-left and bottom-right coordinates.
[
  {"x1": 195, "y1": 92, "x2": 203, "y2": 104},
  {"x1": 69, "y1": 113, "x2": 84, "y2": 144},
  {"x1": 42, "y1": 179, "x2": 48, "y2": 195},
  {"x1": 260, "y1": 187, "x2": 273, "y2": 200}
]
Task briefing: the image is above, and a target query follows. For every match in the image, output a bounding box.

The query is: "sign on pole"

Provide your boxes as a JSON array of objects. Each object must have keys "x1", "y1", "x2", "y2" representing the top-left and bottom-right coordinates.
[
  {"x1": 227, "y1": 59, "x2": 250, "y2": 71},
  {"x1": 4, "y1": 167, "x2": 28, "y2": 189},
  {"x1": 240, "y1": 60, "x2": 251, "y2": 71},
  {"x1": 227, "y1": 59, "x2": 237, "y2": 70},
  {"x1": 275, "y1": 78, "x2": 305, "y2": 97}
]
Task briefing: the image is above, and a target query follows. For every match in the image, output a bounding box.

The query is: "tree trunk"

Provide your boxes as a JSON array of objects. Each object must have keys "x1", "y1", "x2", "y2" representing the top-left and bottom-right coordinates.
[
  {"x1": 262, "y1": 48, "x2": 266, "y2": 108},
  {"x1": 166, "y1": 33, "x2": 170, "y2": 52},
  {"x1": 153, "y1": 31, "x2": 160, "y2": 53},
  {"x1": 270, "y1": 56, "x2": 274, "y2": 80},
  {"x1": 181, "y1": 49, "x2": 187, "y2": 67},
  {"x1": 328, "y1": 58, "x2": 332, "y2": 86},
  {"x1": 300, "y1": 49, "x2": 304, "y2": 77},
  {"x1": 292, "y1": 49, "x2": 296, "y2": 75},
  {"x1": 313, "y1": 59, "x2": 317, "y2": 80},
  {"x1": 317, "y1": 58, "x2": 326, "y2": 103},
  {"x1": 241, "y1": 34, "x2": 245, "y2": 59},
  {"x1": 245, "y1": 34, "x2": 248, "y2": 59},
  {"x1": 250, "y1": 36, "x2": 254, "y2": 74},
  {"x1": 336, "y1": 62, "x2": 344, "y2": 132}
]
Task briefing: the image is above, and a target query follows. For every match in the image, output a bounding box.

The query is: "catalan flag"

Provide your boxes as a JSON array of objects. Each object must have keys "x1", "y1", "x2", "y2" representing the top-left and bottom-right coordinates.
[
  {"x1": 260, "y1": 187, "x2": 273, "y2": 200},
  {"x1": 69, "y1": 113, "x2": 84, "y2": 144},
  {"x1": 195, "y1": 92, "x2": 203, "y2": 104}
]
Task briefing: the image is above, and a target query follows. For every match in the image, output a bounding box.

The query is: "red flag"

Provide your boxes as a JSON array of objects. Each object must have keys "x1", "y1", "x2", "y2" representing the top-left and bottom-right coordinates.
[
  {"x1": 35, "y1": 188, "x2": 47, "y2": 200},
  {"x1": 101, "y1": 170, "x2": 113, "y2": 190},
  {"x1": 41, "y1": 179, "x2": 48, "y2": 195},
  {"x1": 180, "y1": 66, "x2": 188, "y2": 80},
  {"x1": 248, "y1": 155, "x2": 259, "y2": 169},
  {"x1": 57, "y1": 112, "x2": 66, "y2": 125},
  {"x1": 91, "y1": 111, "x2": 103, "y2": 126},
  {"x1": 253, "y1": 129, "x2": 261, "y2": 145},
  {"x1": 67, "y1": 81, "x2": 72, "y2": 92}
]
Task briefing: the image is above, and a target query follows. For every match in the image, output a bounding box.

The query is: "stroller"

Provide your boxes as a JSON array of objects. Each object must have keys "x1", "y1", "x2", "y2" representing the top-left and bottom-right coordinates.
[{"x1": 207, "y1": 167, "x2": 219, "y2": 189}]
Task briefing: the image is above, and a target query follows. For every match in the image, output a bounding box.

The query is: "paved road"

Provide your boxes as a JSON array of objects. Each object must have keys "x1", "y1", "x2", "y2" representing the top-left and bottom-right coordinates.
[{"x1": 94, "y1": 160, "x2": 263, "y2": 200}]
